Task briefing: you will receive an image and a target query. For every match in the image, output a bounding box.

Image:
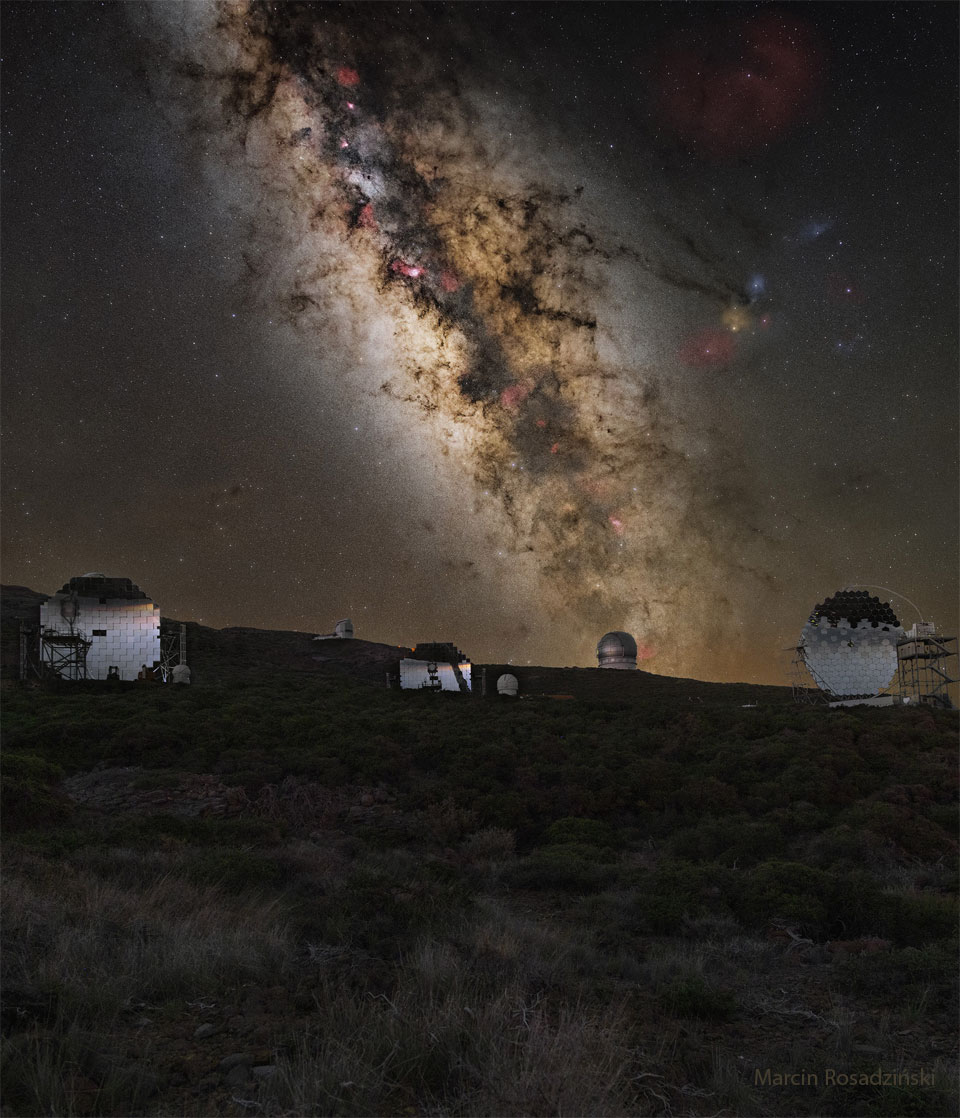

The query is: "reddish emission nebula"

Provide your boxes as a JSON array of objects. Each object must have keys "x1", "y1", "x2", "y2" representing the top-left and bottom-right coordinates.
[{"x1": 654, "y1": 12, "x2": 826, "y2": 158}]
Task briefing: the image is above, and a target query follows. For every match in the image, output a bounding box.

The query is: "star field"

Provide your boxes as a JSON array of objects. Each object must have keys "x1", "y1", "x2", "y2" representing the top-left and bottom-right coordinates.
[{"x1": 2, "y1": 1, "x2": 956, "y2": 683}]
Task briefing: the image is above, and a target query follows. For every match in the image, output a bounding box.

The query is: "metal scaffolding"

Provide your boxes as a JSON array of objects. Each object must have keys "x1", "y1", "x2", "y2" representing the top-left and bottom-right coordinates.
[
  {"x1": 788, "y1": 644, "x2": 830, "y2": 705},
  {"x1": 897, "y1": 626, "x2": 957, "y2": 709},
  {"x1": 159, "y1": 622, "x2": 187, "y2": 682},
  {"x1": 38, "y1": 627, "x2": 91, "y2": 681},
  {"x1": 19, "y1": 622, "x2": 41, "y2": 681}
]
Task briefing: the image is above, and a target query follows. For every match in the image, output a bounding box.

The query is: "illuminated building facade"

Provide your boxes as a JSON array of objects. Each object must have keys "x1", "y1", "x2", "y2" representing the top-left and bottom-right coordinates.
[{"x1": 39, "y1": 573, "x2": 161, "y2": 681}]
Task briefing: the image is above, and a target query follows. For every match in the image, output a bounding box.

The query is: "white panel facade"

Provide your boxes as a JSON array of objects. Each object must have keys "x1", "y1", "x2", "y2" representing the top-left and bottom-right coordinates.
[{"x1": 40, "y1": 577, "x2": 161, "y2": 681}]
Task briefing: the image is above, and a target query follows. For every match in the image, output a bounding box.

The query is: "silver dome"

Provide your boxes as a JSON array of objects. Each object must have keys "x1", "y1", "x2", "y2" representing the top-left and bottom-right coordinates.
[{"x1": 597, "y1": 631, "x2": 638, "y2": 669}]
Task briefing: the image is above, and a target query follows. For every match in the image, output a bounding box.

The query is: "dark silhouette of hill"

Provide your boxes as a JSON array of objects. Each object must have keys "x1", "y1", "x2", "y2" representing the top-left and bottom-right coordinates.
[
  {"x1": 2, "y1": 584, "x2": 796, "y2": 701},
  {"x1": 1, "y1": 581, "x2": 956, "y2": 1117},
  {"x1": 180, "y1": 620, "x2": 413, "y2": 685},
  {"x1": 0, "y1": 584, "x2": 411, "y2": 684},
  {"x1": 474, "y1": 662, "x2": 796, "y2": 705}
]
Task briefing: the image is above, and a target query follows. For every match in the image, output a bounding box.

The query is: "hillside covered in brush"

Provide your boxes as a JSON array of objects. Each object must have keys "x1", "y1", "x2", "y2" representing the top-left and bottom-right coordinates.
[{"x1": 1, "y1": 614, "x2": 957, "y2": 1116}]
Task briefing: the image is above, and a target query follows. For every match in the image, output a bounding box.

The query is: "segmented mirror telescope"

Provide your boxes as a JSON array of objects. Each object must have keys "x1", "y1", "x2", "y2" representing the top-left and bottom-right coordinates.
[{"x1": 800, "y1": 590, "x2": 903, "y2": 700}]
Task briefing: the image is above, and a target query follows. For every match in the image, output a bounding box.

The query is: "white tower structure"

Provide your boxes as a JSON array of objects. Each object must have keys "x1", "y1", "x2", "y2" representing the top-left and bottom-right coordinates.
[{"x1": 39, "y1": 573, "x2": 161, "y2": 681}]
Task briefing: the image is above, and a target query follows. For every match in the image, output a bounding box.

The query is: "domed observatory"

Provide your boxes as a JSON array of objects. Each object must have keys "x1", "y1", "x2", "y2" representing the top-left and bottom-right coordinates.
[
  {"x1": 40, "y1": 573, "x2": 161, "y2": 681},
  {"x1": 496, "y1": 673, "x2": 519, "y2": 697},
  {"x1": 597, "y1": 631, "x2": 638, "y2": 669},
  {"x1": 800, "y1": 590, "x2": 903, "y2": 703},
  {"x1": 313, "y1": 618, "x2": 354, "y2": 640}
]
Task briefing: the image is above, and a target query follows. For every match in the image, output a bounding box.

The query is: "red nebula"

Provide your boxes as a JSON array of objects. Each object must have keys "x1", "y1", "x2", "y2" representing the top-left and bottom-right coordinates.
[
  {"x1": 336, "y1": 66, "x2": 360, "y2": 87},
  {"x1": 346, "y1": 101, "x2": 355, "y2": 110},
  {"x1": 358, "y1": 203, "x2": 376, "y2": 229},
  {"x1": 339, "y1": 138, "x2": 349, "y2": 149},
  {"x1": 654, "y1": 12, "x2": 825, "y2": 157},
  {"x1": 636, "y1": 641, "x2": 656, "y2": 662},
  {"x1": 500, "y1": 383, "x2": 531, "y2": 409},
  {"x1": 535, "y1": 419, "x2": 547, "y2": 428},
  {"x1": 679, "y1": 328, "x2": 736, "y2": 368},
  {"x1": 390, "y1": 259, "x2": 424, "y2": 278},
  {"x1": 608, "y1": 515, "x2": 625, "y2": 536},
  {"x1": 439, "y1": 269, "x2": 460, "y2": 293},
  {"x1": 550, "y1": 442, "x2": 560, "y2": 454}
]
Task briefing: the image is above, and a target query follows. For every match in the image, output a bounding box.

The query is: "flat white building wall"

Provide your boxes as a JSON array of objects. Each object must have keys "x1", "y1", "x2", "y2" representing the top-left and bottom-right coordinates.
[{"x1": 40, "y1": 596, "x2": 161, "y2": 681}]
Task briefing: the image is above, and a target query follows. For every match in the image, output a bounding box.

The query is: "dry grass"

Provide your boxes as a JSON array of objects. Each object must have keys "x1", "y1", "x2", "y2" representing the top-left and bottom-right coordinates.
[
  {"x1": 1, "y1": 859, "x2": 292, "y2": 1019},
  {"x1": 1, "y1": 1011, "x2": 162, "y2": 1118},
  {"x1": 266, "y1": 940, "x2": 642, "y2": 1117},
  {"x1": 2, "y1": 855, "x2": 293, "y2": 1116}
]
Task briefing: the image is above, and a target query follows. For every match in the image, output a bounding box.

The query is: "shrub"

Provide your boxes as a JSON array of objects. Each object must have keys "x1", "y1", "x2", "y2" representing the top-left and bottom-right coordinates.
[
  {"x1": 836, "y1": 941, "x2": 959, "y2": 1013},
  {"x1": 266, "y1": 962, "x2": 638, "y2": 1117},
  {"x1": 846, "y1": 800, "x2": 957, "y2": 860},
  {"x1": 633, "y1": 859, "x2": 728, "y2": 933},
  {"x1": 727, "y1": 861, "x2": 829, "y2": 933},
  {"x1": 1, "y1": 866, "x2": 292, "y2": 1020},
  {"x1": 424, "y1": 796, "x2": 479, "y2": 845},
  {"x1": 471, "y1": 790, "x2": 528, "y2": 830},
  {"x1": 461, "y1": 826, "x2": 516, "y2": 862},
  {"x1": 507, "y1": 845, "x2": 618, "y2": 892},
  {"x1": 805, "y1": 824, "x2": 889, "y2": 870},
  {"x1": 726, "y1": 860, "x2": 958, "y2": 946},
  {"x1": 1, "y1": 752, "x2": 69, "y2": 832},
  {"x1": 183, "y1": 846, "x2": 284, "y2": 893},
  {"x1": 542, "y1": 817, "x2": 616, "y2": 849},
  {"x1": 876, "y1": 891, "x2": 959, "y2": 947},
  {"x1": 661, "y1": 974, "x2": 736, "y2": 1020},
  {"x1": 668, "y1": 816, "x2": 786, "y2": 866}
]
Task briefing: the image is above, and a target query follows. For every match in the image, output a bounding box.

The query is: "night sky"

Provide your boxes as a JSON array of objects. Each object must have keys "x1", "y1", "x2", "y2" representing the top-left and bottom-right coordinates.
[{"x1": 2, "y1": 1, "x2": 957, "y2": 684}]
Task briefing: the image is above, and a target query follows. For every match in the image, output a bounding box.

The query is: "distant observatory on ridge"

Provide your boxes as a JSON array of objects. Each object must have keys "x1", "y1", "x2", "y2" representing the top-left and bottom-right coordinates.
[
  {"x1": 313, "y1": 618, "x2": 354, "y2": 640},
  {"x1": 16, "y1": 569, "x2": 952, "y2": 708}
]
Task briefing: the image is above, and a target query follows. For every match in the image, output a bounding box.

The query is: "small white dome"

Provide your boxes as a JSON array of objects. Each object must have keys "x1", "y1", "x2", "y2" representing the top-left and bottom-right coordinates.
[{"x1": 496, "y1": 673, "x2": 519, "y2": 697}]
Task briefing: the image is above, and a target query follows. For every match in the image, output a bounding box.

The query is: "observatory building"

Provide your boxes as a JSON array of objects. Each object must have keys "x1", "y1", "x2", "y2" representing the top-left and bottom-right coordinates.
[
  {"x1": 496, "y1": 673, "x2": 519, "y2": 697},
  {"x1": 798, "y1": 590, "x2": 903, "y2": 705},
  {"x1": 398, "y1": 642, "x2": 472, "y2": 692},
  {"x1": 597, "y1": 631, "x2": 638, "y2": 669},
  {"x1": 39, "y1": 574, "x2": 161, "y2": 681},
  {"x1": 313, "y1": 618, "x2": 354, "y2": 640}
]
